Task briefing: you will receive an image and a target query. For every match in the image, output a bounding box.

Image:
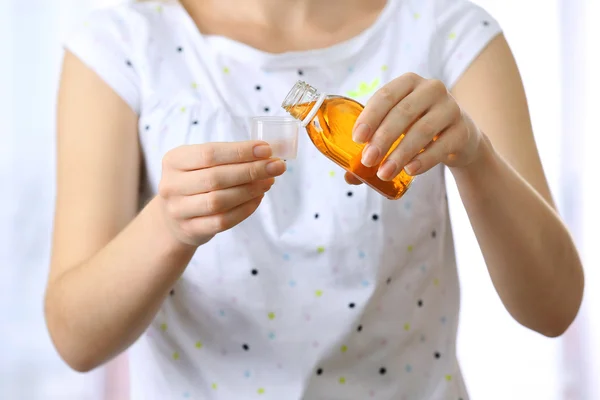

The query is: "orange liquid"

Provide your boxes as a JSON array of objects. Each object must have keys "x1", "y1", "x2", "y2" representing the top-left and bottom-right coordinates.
[{"x1": 287, "y1": 96, "x2": 413, "y2": 200}]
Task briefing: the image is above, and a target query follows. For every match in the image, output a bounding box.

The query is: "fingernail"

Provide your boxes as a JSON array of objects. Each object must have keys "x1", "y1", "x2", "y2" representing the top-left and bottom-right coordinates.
[
  {"x1": 253, "y1": 144, "x2": 272, "y2": 158},
  {"x1": 404, "y1": 159, "x2": 421, "y2": 176},
  {"x1": 353, "y1": 123, "x2": 370, "y2": 144},
  {"x1": 361, "y1": 144, "x2": 380, "y2": 167},
  {"x1": 265, "y1": 160, "x2": 286, "y2": 176},
  {"x1": 377, "y1": 159, "x2": 398, "y2": 181}
]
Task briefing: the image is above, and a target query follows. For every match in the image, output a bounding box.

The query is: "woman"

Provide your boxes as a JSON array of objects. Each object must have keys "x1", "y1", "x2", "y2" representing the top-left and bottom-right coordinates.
[{"x1": 45, "y1": 0, "x2": 584, "y2": 398}]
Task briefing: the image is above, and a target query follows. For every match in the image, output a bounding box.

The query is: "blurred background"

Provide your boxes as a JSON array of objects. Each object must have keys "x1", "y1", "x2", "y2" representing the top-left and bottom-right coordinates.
[{"x1": 1, "y1": 0, "x2": 599, "y2": 399}]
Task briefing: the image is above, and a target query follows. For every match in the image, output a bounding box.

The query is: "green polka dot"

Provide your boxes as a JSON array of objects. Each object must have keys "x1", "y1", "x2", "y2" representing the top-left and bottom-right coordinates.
[
  {"x1": 195, "y1": 341, "x2": 203, "y2": 349},
  {"x1": 257, "y1": 388, "x2": 265, "y2": 394},
  {"x1": 155, "y1": 5, "x2": 163, "y2": 12},
  {"x1": 407, "y1": 245, "x2": 414, "y2": 252},
  {"x1": 433, "y1": 278, "x2": 440, "y2": 286},
  {"x1": 445, "y1": 374, "x2": 452, "y2": 381},
  {"x1": 160, "y1": 323, "x2": 168, "y2": 331},
  {"x1": 223, "y1": 67, "x2": 230, "y2": 74},
  {"x1": 172, "y1": 352, "x2": 180, "y2": 360},
  {"x1": 315, "y1": 290, "x2": 323, "y2": 297},
  {"x1": 268, "y1": 312, "x2": 276, "y2": 320},
  {"x1": 329, "y1": 170, "x2": 336, "y2": 177},
  {"x1": 191, "y1": 82, "x2": 198, "y2": 89},
  {"x1": 413, "y1": 13, "x2": 421, "y2": 19},
  {"x1": 83, "y1": 21, "x2": 90, "y2": 27},
  {"x1": 180, "y1": 107, "x2": 186, "y2": 113},
  {"x1": 381, "y1": 65, "x2": 389, "y2": 71},
  {"x1": 317, "y1": 246, "x2": 325, "y2": 254},
  {"x1": 339, "y1": 377, "x2": 346, "y2": 384},
  {"x1": 404, "y1": 323, "x2": 411, "y2": 331},
  {"x1": 448, "y1": 32, "x2": 457, "y2": 39},
  {"x1": 340, "y1": 345, "x2": 348, "y2": 353},
  {"x1": 211, "y1": 383, "x2": 218, "y2": 390}
]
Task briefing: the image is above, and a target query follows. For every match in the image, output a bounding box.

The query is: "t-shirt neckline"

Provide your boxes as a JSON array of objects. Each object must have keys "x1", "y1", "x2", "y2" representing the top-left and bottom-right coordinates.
[{"x1": 173, "y1": 0, "x2": 397, "y2": 69}]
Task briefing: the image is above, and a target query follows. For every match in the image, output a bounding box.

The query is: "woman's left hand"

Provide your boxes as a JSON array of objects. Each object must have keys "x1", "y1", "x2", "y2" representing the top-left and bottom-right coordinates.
[{"x1": 347, "y1": 72, "x2": 485, "y2": 183}]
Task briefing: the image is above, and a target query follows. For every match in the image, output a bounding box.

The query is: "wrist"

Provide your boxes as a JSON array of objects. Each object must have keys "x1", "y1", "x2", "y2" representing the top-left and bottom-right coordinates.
[
  {"x1": 147, "y1": 196, "x2": 200, "y2": 255},
  {"x1": 449, "y1": 131, "x2": 497, "y2": 180}
]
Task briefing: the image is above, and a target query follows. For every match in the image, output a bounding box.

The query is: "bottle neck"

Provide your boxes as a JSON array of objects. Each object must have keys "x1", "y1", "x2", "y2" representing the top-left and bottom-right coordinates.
[{"x1": 282, "y1": 81, "x2": 322, "y2": 122}]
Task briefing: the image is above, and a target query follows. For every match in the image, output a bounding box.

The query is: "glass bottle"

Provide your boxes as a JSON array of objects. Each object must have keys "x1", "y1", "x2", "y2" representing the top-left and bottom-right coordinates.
[{"x1": 281, "y1": 80, "x2": 413, "y2": 200}]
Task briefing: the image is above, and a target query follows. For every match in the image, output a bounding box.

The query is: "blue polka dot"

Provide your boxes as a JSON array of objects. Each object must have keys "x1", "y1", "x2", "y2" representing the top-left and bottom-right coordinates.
[
  {"x1": 269, "y1": 332, "x2": 276, "y2": 340},
  {"x1": 361, "y1": 280, "x2": 370, "y2": 287},
  {"x1": 404, "y1": 201, "x2": 412, "y2": 210},
  {"x1": 283, "y1": 253, "x2": 290, "y2": 261},
  {"x1": 440, "y1": 316, "x2": 447, "y2": 324},
  {"x1": 348, "y1": 66, "x2": 355, "y2": 73},
  {"x1": 405, "y1": 364, "x2": 412, "y2": 373},
  {"x1": 358, "y1": 250, "x2": 366, "y2": 259},
  {"x1": 219, "y1": 310, "x2": 225, "y2": 317},
  {"x1": 244, "y1": 370, "x2": 251, "y2": 378},
  {"x1": 419, "y1": 265, "x2": 427, "y2": 273},
  {"x1": 287, "y1": 166, "x2": 294, "y2": 173},
  {"x1": 420, "y1": 334, "x2": 426, "y2": 342},
  {"x1": 289, "y1": 280, "x2": 297, "y2": 287}
]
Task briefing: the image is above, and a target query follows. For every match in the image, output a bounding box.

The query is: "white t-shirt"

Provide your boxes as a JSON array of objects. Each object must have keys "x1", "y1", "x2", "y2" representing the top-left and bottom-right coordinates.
[{"x1": 65, "y1": 1, "x2": 501, "y2": 399}]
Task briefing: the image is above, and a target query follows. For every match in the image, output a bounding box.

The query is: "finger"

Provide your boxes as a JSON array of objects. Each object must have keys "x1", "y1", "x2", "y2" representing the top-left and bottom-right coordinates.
[
  {"x1": 403, "y1": 125, "x2": 463, "y2": 176},
  {"x1": 184, "y1": 194, "x2": 265, "y2": 236},
  {"x1": 171, "y1": 159, "x2": 285, "y2": 195},
  {"x1": 376, "y1": 102, "x2": 456, "y2": 181},
  {"x1": 344, "y1": 172, "x2": 363, "y2": 185},
  {"x1": 352, "y1": 73, "x2": 423, "y2": 144},
  {"x1": 163, "y1": 141, "x2": 272, "y2": 171},
  {"x1": 171, "y1": 179, "x2": 274, "y2": 219},
  {"x1": 362, "y1": 79, "x2": 445, "y2": 168}
]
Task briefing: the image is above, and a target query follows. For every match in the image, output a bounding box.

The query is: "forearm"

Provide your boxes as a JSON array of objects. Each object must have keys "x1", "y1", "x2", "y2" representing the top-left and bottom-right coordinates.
[
  {"x1": 450, "y1": 135, "x2": 583, "y2": 337},
  {"x1": 45, "y1": 196, "x2": 197, "y2": 371}
]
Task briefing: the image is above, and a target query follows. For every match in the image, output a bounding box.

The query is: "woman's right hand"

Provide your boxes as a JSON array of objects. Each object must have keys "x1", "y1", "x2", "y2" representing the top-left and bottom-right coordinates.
[{"x1": 158, "y1": 141, "x2": 285, "y2": 247}]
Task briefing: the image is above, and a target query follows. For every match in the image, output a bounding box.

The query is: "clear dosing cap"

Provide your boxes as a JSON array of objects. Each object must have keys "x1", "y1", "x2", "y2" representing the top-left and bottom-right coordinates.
[{"x1": 250, "y1": 116, "x2": 300, "y2": 159}]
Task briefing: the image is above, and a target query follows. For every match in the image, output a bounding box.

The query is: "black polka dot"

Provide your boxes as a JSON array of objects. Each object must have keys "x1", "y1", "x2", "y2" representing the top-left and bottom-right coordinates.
[
  {"x1": 264, "y1": 107, "x2": 270, "y2": 113},
  {"x1": 357, "y1": 325, "x2": 363, "y2": 332},
  {"x1": 145, "y1": 125, "x2": 150, "y2": 131},
  {"x1": 314, "y1": 213, "x2": 319, "y2": 219},
  {"x1": 298, "y1": 69, "x2": 304, "y2": 76},
  {"x1": 255, "y1": 85, "x2": 261, "y2": 91},
  {"x1": 348, "y1": 302, "x2": 356, "y2": 309},
  {"x1": 316, "y1": 368, "x2": 323, "y2": 375},
  {"x1": 372, "y1": 214, "x2": 379, "y2": 221},
  {"x1": 251, "y1": 269, "x2": 258, "y2": 276},
  {"x1": 242, "y1": 344, "x2": 249, "y2": 351},
  {"x1": 125, "y1": 60, "x2": 133, "y2": 67},
  {"x1": 170, "y1": 289, "x2": 175, "y2": 296},
  {"x1": 192, "y1": 120, "x2": 199, "y2": 125},
  {"x1": 431, "y1": 230, "x2": 437, "y2": 238},
  {"x1": 482, "y1": 20, "x2": 490, "y2": 26},
  {"x1": 347, "y1": 191, "x2": 353, "y2": 197},
  {"x1": 417, "y1": 299, "x2": 423, "y2": 307},
  {"x1": 386, "y1": 277, "x2": 392, "y2": 284},
  {"x1": 434, "y1": 352, "x2": 441, "y2": 359},
  {"x1": 379, "y1": 367, "x2": 387, "y2": 375},
  {"x1": 177, "y1": 46, "x2": 184, "y2": 52}
]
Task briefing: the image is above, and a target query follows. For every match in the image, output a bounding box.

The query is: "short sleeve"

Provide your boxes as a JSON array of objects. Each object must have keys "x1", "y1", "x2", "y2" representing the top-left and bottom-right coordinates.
[
  {"x1": 64, "y1": 8, "x2": 141, "y2": 114},
  {"x1": 430, "y1": 0, "x2": 502, "y2": 88}
]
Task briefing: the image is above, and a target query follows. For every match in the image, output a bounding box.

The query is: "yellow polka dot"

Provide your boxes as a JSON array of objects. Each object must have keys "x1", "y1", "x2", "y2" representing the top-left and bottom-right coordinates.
[
  {"x1": 180, "y1": 107, "x2": 186, "y2": 113},
  {"x1": 191, "y1": 82, "x2": 198, "y2": 89},
  {"x1": 404, "y1": 323, "x2": 411, "y2": 331},
  {"x1": 195, "y1": 341, "x2": 203, "y2": 349},
  {"x1": 268, "y1": 312, "x2": 276, "y2": 320},
  {"x1": 160, "y1": 323, "x2": 167, "y2": 331},
  {"x1": 445, "y1": 374, "x2": 452, "y2": 381},
  {"x1": 315, "y1": 290, "x2": 323, "y2": 297},
  {"x1": 329, "y1": 170, "x2": 336, "y2": 177},
  {"x1": 433, "y1": 278, "x2": 440, "y2": 286},
  {"x1": 407, "y1": 245, "x2": 414, "y2": 252},
  {"x1": 381, "y1": 65, "x2": 389, "y2": 71},
  {"x1": 211, "y1": 383, "x2": 218, "y2": 390},
  {"x1": 172, "y1": 352, "x2": 180, "y2": 360},
  {"x1": 257, "y1": 388, "x2": 265, "y2": 394},
  {"x1": 223, "y1": 67, "x2": 230, "y2": 74},
  {"x1": 340, "y1": 345, "x2": 348, "y2": 353},
  {"x1": 448, "y1": 32, "x2": 457, "y2": 40},
  {"x1": 317, "y1": 246, "x2": 325, "y2": 254},
  {"x1": 413, "y1": 13, "x2": 421, "y2": 20},
  {"x1": 339, "y1": 377, "x2": 346, "y2": 384}
]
